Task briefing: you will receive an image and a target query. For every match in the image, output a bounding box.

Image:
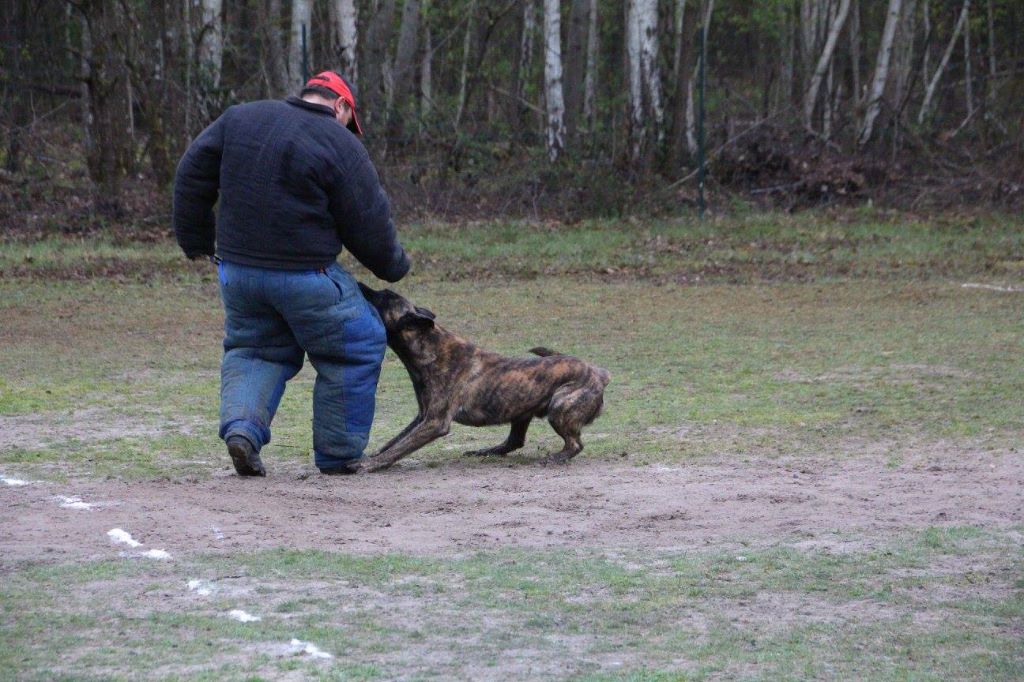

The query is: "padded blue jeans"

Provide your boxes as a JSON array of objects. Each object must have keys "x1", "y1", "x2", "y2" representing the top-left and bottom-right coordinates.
[{"x1": 217, "y1": 260, "x2": 386, "y2": 470}]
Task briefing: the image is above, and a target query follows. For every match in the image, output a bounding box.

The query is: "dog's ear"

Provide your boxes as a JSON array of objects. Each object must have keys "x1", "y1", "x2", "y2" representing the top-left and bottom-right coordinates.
[
  {"x1": 395, "y1": 310, "x2": 435, "y2": 332},
  {"x1": 414, "y1": 306, "x2": 436, "y2": 320}
]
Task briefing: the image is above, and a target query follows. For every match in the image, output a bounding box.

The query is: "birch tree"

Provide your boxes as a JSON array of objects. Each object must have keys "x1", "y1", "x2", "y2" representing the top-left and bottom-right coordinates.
[
  {"x1": 858, "y1": 0, "x2": 903, "y2": 146},
  {"x1": 626, "y1": 0, "x2": 663, "y2": 159},
  {"x1": 542, "y1": 0, "x2": 565, "y2": 161},
  {"x1": 639, "y1": 0, "x2": 664, "y2": 144},
  {"x1": 803, "y1": 0, "x2": 851, "y2": 132},
  {"x1": 329, "y1": 0, "x2": 359, "y2": 84},
  {"x1": 288, "y1": 0, "x2": 313, "y2": 87}
]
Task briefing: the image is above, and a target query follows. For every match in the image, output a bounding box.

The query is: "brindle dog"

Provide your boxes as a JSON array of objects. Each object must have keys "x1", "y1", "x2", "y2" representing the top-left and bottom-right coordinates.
[{"x1": 358, "y1": 283, "x2": 610, "y2": 472}]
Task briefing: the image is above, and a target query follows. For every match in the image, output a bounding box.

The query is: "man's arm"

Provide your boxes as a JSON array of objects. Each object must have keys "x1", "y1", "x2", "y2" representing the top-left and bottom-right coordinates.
[
  {"x1": 172, "y1": 116, "x2": 226, "y2": 259},
  {"x1": 326, "y1": 145, "x2": 411, "y2": 283}
]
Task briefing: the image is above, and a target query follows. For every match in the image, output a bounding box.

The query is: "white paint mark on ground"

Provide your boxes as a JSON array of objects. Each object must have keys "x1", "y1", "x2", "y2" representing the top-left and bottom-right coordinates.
[
  {"x1": 56, "y1": 496, "x2": 97, "y2": 510},
  {"x1": 187, "y1": 579, "x2": 214, "y2": 596},
  {"x1": 228, "y1": 609, "x2": 262, "y2": 623},
  {"x1": 961, "y1": 282, "x2": 1024, "y2": 293},
  {"x1": 107, "y1": 528, "x2": 142, "y2": 547},
  {"x1": 289, "y1": 638, "x2": 333, "y2": 659},
  {"x1": 1, "y1": 475, "x2": 30, "y2": 486},
  {"x1": 142, "y1": 549, "x2": 172, "y2": 560}
]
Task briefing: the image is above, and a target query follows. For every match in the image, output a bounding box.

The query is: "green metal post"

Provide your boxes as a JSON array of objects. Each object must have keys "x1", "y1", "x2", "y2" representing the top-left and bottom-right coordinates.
[
  {"x1": 697, "y1": 16, "x2": 707, "y2": 219},
  {"x1": 301, "y1": 24, "x2": 309, "y2": 83}
]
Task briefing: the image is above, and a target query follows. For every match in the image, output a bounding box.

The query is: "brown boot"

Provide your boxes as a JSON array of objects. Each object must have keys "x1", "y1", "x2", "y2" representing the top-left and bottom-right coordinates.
[{"x1": 226, "y1": 436, "x2": 266, "y2": 477}]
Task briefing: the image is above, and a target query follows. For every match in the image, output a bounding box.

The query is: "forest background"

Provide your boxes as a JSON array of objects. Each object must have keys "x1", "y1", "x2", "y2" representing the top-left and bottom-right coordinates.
[{"x1": 1, "y1": 0, "x2": 1022, "y2": 233}]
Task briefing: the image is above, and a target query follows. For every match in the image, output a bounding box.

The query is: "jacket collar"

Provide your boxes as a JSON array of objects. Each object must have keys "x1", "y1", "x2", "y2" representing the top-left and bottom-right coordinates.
[{"x1": 285, "y1": 95, "x2": 334, "y2": 117}]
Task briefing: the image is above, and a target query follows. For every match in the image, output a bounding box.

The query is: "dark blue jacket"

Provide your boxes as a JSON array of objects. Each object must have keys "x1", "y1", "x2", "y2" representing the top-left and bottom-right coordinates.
[{"x1": 173, "y1": 97, "x2": 410, "y2": 281}]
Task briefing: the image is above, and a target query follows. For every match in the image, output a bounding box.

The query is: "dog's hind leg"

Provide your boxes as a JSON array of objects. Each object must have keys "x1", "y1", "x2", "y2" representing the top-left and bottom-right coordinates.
[
  {"x1": 542, "y1": 383, "x2": 602, "y2": 464},
  {"x1": 465, "y1": 418, "x2": 531, "y2": 457},
  {"x1": 543, "y1": 417, "x2": 582, "y2": 465}
]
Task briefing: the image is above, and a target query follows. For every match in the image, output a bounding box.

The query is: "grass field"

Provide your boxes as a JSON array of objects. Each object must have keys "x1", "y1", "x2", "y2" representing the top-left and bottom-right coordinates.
[{"x1": 1, "y1": 211, "x2": 1022, "y2": 680}]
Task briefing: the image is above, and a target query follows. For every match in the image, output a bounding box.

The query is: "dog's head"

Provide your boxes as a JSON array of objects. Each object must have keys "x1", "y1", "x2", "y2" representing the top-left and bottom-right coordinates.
[{"x1": 359, "y1": 282, "x2": 436, "y2": 342}]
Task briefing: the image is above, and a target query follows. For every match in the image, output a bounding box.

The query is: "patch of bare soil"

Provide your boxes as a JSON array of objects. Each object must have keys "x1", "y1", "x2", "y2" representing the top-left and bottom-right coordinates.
[{"x1": 2, "y1": 447, "x2": 1021, "y2": 565}]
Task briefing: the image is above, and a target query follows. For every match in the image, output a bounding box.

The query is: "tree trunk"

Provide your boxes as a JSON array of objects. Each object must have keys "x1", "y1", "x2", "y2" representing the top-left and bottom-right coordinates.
[
  {"x1": 421, "y1": 6, "x2": 433, "y2": 119},
  {"x1": 858, "y1": 0, "x2": 903, "y2": 147},
  {"x1": 672, "y1": 0, "x2": 688, "y2": 88},
  {"x1": 849, "y1": 0, "x2": 861, "y2": 102},
  {"x1": 263, "y1": 0, "x2": 288, "y2": 96},
  {"x1": 329, "y1": 0, "x2": 359, "y2": 84},
  {"x1": 921, "y1": 0, "x2": 931, "y2": 87},
  {"x1": 783, "y1": 1, "x2": 796, "y2": 107},
  {"x1": 387, "y1": 0, "x2": 421, "y2": 138},
  {"x1": 288, "y1": 0, "x2": 313, "y2": 88},
  {"x1": 626, "y1": 0, "x2": 643, "y2": 156},
  {"x1": 668, "y1": 0, "x2": 690, "y2": 168},
  {"x1": 514, "y1": 0, "x2": 537, "y2": 128},
  {"x1": 985, "y1": 0, "x2": 996, "y2": 103},
  {"x1": 564, "y1": 0, "x2": 589, "y2": 137},
  {"x1": 918, "y1": 0, "x2": 969, "y2": 124},
  {"x1": 889, "y1": 0, "x2": 918, "y2": 129},
  {"x1": 455, "y1": 0, "x2": 476, "y2": 129},
  {"x1": 638, "y1": 0, "x2": 664, "y2": 146},
  {"x1": 4, "y1": 0, "x2": 27, "y2": 173},
  {"x1": 76, "y1": 2, "x2": 133, "y2": 214},
  {"x1": 963, "y1": 3, "x2": 973, "y2": 120},
  {"x1": 582, "y1": 0, "x2": 599, "y2": 128},
  {"x1": 803, "y1": 0, "x2": 851, "y2": 132},
  {"x1": 543, "y1": 0, "x2": 565, "y2": 161},
  {"x1": 625, "y1": 0, "x2": 664, "y2": 158},
  {"x1": 197, "y1": 0, "x2": 223, "y2": 87},
  {"x1": 362, "y1": 0, "x2": 398, "y2": 130}
]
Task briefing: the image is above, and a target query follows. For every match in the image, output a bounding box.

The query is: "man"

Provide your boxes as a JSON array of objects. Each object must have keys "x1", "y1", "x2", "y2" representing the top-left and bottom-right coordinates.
[{"x1": 173, "y1": 71, "x2": 410, "y2": 477}]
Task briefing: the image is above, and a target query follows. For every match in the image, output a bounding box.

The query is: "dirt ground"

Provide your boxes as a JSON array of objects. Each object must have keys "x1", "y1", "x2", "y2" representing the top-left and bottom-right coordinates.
[{"x1": 3, "y1": 446, "x2": 1021, "y2": 565}]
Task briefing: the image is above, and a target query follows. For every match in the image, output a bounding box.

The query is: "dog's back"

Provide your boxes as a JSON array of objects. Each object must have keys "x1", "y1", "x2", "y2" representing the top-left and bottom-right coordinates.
[{"x1": 531, "y1": 346, "x2": 611, "y2": 389}]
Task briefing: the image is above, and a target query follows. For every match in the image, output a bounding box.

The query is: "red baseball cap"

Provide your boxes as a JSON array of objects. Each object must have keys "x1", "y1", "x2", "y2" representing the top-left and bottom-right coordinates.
[{"x1": 305, "y1": 71, "x2": 363, "y2": 136}]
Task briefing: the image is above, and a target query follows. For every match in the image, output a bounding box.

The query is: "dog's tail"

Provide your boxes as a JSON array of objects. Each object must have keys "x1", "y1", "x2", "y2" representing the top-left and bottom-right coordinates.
[{"x1": 529, "y1": 347, "x2": 563, "y2": 357}]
